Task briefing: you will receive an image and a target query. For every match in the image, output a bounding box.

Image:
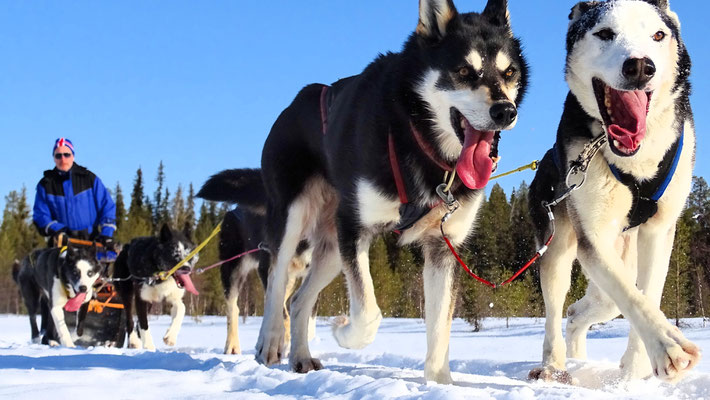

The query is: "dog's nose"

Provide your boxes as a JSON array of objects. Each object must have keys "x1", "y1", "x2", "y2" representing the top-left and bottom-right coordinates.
[
  {"x1": 489, "y1": 102, "x2": 517, "y2": 127},
  {"x1": 78, "y1": 285, "x2": 87, "y2": 293},
  {"x1": 622, "y1": 57, "x2": 656, "y2": 88}
]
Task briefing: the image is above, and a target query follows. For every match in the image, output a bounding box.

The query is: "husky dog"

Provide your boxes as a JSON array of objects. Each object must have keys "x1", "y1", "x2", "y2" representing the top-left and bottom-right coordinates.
[
  {"x1": 13, "y1": 245, "x2": 102, "y2": 347},
  {"x1": 198, "y1": 168, "x2": 315, "y2": 355},
  {"x1": 528, "y1": 0, "x2": 698, "y2": 384},
  {"x1": 114, "y1": 224, "x2": 199, "y2": 350},
  {"x1": 255, "y1": 0, "x2": 527, "y2": 383}
]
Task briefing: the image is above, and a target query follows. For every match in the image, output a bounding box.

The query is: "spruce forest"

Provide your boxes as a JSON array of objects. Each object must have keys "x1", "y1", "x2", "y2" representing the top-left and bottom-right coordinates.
[{"x1": 1, "y1": 162, "x2": 709, "y2": 330}]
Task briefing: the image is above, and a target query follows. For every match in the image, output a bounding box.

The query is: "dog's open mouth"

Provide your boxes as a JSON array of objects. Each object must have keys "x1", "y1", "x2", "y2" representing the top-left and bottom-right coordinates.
[
  {"x1": 174, "y1": 267, "x2": 199, "y2": 295},
  {"x1": 64, "y1": 291, "x2": 87, "y2": 312},
  {"x1": 450, "y1": 108, "x2": 500, "y2": 189},
  {"x1": 592, "y1": 78, "x2": 652, "y2": 157}
]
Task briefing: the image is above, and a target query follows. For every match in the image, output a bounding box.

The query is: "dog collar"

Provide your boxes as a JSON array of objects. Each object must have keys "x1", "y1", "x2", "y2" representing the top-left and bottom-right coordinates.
[{"x1": 608, "y1": 130, "x2": 684, "y2": 230}]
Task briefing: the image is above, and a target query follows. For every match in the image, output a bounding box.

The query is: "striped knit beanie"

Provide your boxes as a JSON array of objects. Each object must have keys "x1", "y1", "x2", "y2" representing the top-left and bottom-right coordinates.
[{"x1": 53, "y1": 138, "x2": 75, "y2": 155}]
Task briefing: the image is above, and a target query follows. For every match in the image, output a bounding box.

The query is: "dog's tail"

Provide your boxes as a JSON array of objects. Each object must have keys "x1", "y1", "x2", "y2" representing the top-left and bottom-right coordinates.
[
  {"x1": 11, "y1": 259, "x2": 21, "y2": 284},
  {"x1": 197, "y1": 168, "x2": 267, "y2": 215}
]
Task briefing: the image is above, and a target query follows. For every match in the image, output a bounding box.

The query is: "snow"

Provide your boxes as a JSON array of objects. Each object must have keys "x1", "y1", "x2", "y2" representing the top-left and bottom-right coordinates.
[{"x1": 1, "y1": 314, "x2": 709, "y2": 399}]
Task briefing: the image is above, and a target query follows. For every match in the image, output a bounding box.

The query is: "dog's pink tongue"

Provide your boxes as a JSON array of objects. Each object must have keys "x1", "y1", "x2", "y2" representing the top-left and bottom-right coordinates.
[
  {"x1": 456, "y1": 120, "x2": 495, "y2": 190},
  {"x1": 175, "y1": 271, "x2": 199, "y2": 295},
  {"x1": 608, "y1": 89, "x2": 648, "y2": 150},
  {"x1": 64, "y1": 292, "x2": 87, "y2": 312}
]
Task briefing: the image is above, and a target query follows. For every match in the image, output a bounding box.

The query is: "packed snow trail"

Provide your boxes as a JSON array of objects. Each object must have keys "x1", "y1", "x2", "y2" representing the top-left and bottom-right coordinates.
[{"x1": 1, "y1": 315, "x2": 709, "y2": 399}]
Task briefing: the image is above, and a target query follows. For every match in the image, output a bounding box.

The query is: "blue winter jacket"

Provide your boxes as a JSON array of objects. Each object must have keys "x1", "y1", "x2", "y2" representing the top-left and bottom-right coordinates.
[{"x1": 33, "y1": 164, "x2": 116, "y2": 238}]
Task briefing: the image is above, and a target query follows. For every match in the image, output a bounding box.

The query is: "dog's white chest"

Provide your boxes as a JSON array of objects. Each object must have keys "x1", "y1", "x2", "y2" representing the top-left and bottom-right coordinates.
[{"x1": 139, "y1": 278, "x2": 184, "y2": 303}]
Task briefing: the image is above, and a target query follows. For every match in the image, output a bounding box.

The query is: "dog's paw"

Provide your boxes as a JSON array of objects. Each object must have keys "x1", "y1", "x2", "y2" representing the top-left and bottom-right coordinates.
[
  {"x1": 128, "y1": 331, "x2": 142, "y2": 349},
  {"x1": 528, "y1": 366, "x2": 575, "y2": 385},
  {"x1": 331, "y1": 312, "x2": 382, "y2": 350},
  {"x1": 224, "y1": 343, "x2": 241, "y2": 355},
  {"x1": 140, "y1": 329, "x2": 156, "y2": 351},
  {"x1": 647, "y1": 329, "x2": 701, "y2": 383},
  {"x1": 163, "y1": 334, "x2": 177, "y2": 347},
  {"x1": 48, "y1": 340, "x2": 60, "y2": 347},
  {"x1": 255, "y1": 325, "x2": 286, "y2": 366},
  {"x1": 291, "y1": 356, "x2": 323, "y2": 374},
  {"x1": 31, "y1": 336, "x2": 41, "y2": 344},
  {"x1": 424, "y1": 366, "x2": 453, "y2": 385}
]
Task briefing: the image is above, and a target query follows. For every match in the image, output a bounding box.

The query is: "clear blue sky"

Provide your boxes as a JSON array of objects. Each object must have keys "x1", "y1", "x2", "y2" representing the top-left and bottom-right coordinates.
[{"x1": 1, "y1": 1, "x2": 708, "y2": 215}]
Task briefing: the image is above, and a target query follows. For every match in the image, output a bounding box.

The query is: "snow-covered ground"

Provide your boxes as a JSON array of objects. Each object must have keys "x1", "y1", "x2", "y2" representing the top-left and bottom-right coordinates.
[{"x1": 1, "y1": 314, "x2": 709, "y2": 399}]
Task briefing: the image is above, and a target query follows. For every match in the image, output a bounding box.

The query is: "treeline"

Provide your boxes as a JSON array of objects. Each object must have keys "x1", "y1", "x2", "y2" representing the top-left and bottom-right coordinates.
[{"x1": 1, "y1": 164, "x2": 709, "y2": 330}]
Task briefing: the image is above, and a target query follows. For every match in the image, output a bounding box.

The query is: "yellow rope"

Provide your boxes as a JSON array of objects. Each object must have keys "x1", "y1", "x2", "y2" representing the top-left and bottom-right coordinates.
[
  {"x1": 490, "y1": 160, "x2": 538, "y2": 181},
  {"x1": 443, "y1": 169, "x2": 457, "y2": 193},
  {"x1": 158, "y1": 222, "x2": 222, "y2": 281}
]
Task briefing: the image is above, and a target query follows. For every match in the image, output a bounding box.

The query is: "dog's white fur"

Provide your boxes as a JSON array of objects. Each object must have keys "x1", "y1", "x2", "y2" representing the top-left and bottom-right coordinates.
[
  {"x1": 48, "y1": 255, "x2": 100, "y2": 348},
  {"x1": 533, "y1": 0, "x2": 700, "y2": 384}
]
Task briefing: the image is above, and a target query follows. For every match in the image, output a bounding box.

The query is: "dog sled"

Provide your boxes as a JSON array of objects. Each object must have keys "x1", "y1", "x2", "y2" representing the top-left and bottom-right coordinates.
[{"x1": 57, "y1": 235, "x2": 127, "y2": 348}]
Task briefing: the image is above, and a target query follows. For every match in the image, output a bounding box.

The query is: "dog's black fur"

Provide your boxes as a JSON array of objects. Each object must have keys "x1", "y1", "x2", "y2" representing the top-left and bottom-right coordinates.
[
  {"x1": 114, "y1": 224, "x2": 197, "y2": 349},
  {"x1": 13, "y1": 246, "x2": 101, "y2": 346},
  {"x1": 250, "y1": 0, "x2": 528, "y2": 383}
]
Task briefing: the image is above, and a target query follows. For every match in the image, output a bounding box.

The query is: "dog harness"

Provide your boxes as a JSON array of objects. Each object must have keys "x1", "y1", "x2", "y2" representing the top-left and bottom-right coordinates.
[
  {"x1": 552, "y1": 130, "x2": 684, "y2": 230},
  {"x1": 319, "y1": 84, "x2": 447, "y2": 231},
  {"x1": 609, "y1": 131, "x2": 684, "y2": 230}
]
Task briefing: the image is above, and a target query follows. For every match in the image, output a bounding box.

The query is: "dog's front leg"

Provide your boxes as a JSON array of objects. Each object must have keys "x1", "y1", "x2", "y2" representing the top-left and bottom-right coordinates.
[
  {"x1": 421, "y1": 239, "x2": 457, "y2": 384},
  {"x1": 528, "y1": 208, "x2": 577, "y2": 384},
  {"x1": 332, "y1": 216, "x2": 382, "y2": 350},
  {"x1": 49, "y1": 305, "x2": 75, "y2": 348},
  {"x1": 576, "y1": 226, "x2": 700, "y2": 383},
  {"x1": 620, "y1": 223, "x2": 678, "y2": 380},
  {"x1": 163, "y1": 293, "x2": 186, "y2": 347},
  {"x1": 135, "y1": 293, "x2": 156, "y2": 351}
]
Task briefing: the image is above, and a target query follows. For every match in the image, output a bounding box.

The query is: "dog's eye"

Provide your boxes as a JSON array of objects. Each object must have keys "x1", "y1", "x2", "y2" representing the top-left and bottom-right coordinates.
[
  {"x1": 458, "y1": 67, "x2": 471, "y2": 77},
  {"x1": 653, "y1": 31, "x2": 666, "y2": 42},
  {"x1": 87, "y1": 271, "x2": 94, "y2": 277},
  {"x1": 593, "y1": 28, "x2": 616, "y2": 41},
  {"x1": 503, "y1": 67, "x2": 517, "y2": 80}
]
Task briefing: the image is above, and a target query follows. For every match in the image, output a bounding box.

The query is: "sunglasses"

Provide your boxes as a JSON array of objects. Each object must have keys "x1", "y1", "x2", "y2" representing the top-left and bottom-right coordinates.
[{"x1": 54, "y1": 153, "x2": 73, "y2": 159}]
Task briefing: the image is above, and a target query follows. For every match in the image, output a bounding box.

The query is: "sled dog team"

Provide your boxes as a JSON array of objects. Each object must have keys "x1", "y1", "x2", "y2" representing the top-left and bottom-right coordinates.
[{"x1": 17, "y1": 0, "x2": 701, "y2": 385}]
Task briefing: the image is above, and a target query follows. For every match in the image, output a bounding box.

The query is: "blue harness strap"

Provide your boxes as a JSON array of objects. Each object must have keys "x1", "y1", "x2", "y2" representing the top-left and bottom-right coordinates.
[{"x1": 609, "y1": 129, "x2": 684, "y2": 229}]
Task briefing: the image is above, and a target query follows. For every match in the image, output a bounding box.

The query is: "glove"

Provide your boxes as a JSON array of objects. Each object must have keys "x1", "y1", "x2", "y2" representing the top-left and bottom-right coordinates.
[
  {"x1": 51, "y1": 227, "x2": 68, "y2": 247},
  {"x1": 98, "y1": 235, "x2": 115, "y2": 251}
]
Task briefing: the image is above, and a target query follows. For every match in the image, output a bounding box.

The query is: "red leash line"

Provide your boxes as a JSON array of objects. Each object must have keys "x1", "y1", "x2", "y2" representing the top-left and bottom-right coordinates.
[
  {"x1": 443, "y1": 235, "x2": 497, "y2": 288},
  {"x1": 442, "y1": 229, "x2": 554, "y2": 289},
  {"x1": 196, "y1": 248, "x2": 263, "y2": 274}
]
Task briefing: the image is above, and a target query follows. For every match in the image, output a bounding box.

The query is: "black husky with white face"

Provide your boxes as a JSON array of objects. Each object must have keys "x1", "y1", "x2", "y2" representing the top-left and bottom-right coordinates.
[
  {"x1": 254, "y1": 0, "x2": 528, "y2": 384},
  {"x1": 529, "y1": 0, "x2": 699, "y2": 384},
  {"x1": 113, "y1": 224, "x2": 199, "y2": 350},
  {"x1": 13, "y1": 245, "x2": 101, "y2": 347}
]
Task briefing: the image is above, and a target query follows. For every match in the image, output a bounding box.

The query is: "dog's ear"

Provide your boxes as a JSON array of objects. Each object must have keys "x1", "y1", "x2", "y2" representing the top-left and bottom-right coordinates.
[
  {"x1": 159, "y1": 223, "x2": 173, "y2": 243},
  {"x1": 569, "y1": 1, "x2": 599, "y2": 24},
  {"x1": 481, "y1": 0, "x2": 510, "y2": 29},
  {"x1": 416, "y1": 0, "x2": 458, "y2": 42},
  {"x1": 641, "y1": 0, "x2": 669, "y2": 10}
]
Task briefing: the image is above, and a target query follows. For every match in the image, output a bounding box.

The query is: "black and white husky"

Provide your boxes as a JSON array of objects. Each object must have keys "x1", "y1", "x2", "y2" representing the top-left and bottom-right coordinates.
[
  {"x1": 198, "y1": 168, "x2": 315, "y2": 355},
  {"x1": 528, "y1": 0, "x2": 699, "y2": 384},
  {"x1": 255, "y1": 0, "x2": 527, "y2": 383},
  {"x1": 13, "y1": 245, "x2": 102, "y2": 347},
  {"x1": 114, "y1": 224, "x2": 199, "y2": 350}
]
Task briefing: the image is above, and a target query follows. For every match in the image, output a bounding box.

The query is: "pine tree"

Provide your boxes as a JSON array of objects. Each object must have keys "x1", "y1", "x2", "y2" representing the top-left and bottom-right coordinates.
[
  {"x1": 185, "y1": 183, "x2": 196, "y2": 239},
  {"x1": 153, "y1": 161, "x2": 170, "y2": 231},
  {"x1": 172, "y1": 185, "x2": 186, "y2": 231},
  {"x1": 118, "y1": 167, "x2": 152, "y2": 243},
  {"x1": 0, "y1": 188, "x2": 44, "y2": 313},
  {"x1": 114, "y1": 183, "x2": 126, "y2": 230}
]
